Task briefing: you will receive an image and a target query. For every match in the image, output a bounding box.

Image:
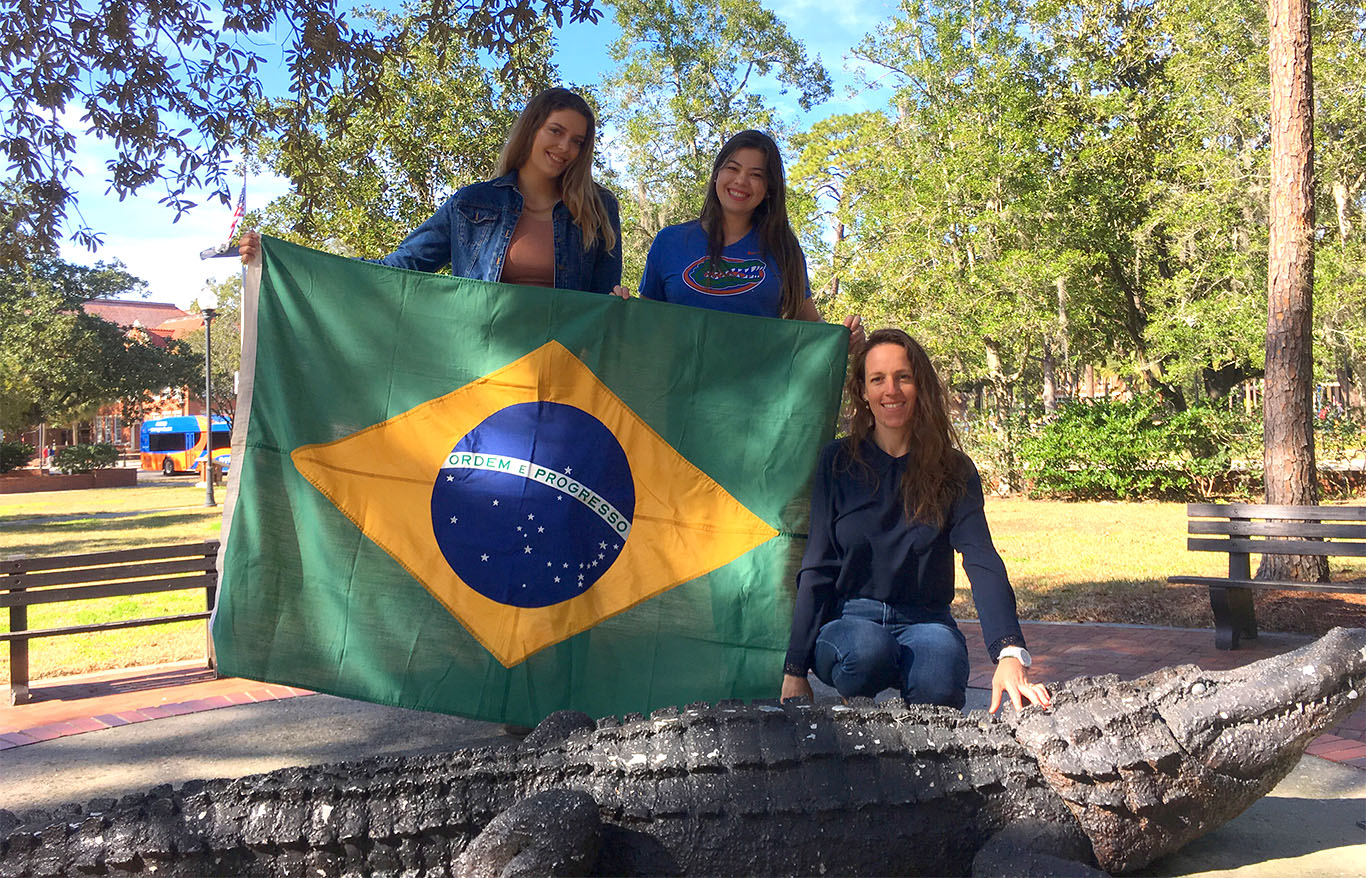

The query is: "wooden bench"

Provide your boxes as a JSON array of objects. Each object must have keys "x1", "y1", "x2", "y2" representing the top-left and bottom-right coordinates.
[
  {"x1": 1169, "y1": 504, "x2": 1366, "y2": 649},
  {"x1": 1, "y1": 540, "x2": 219, "y2": 705}
]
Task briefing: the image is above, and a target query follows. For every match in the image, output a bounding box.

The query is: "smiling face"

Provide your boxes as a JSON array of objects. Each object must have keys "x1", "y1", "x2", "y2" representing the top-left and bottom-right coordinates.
[
  {"x1": 861, "y1": 342, "x2": 917, "y2": 443},
  {"x1": 713, "y1": 146, "x2": 769, "y2": 223},
  {"x1": 523, "y1": 108, "x2": 589, "y2": 184}
]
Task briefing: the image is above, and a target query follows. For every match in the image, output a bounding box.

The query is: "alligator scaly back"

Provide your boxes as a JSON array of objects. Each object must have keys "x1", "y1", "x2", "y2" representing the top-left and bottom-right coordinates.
[{"x1": 1, "y1": 627, "x2": 1362, "y2": 876}]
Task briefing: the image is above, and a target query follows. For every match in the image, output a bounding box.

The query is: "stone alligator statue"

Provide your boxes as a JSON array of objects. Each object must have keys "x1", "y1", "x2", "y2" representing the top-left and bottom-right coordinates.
[{"x1": 2, "y1": 627, "x2": 1363, "y2": 877}]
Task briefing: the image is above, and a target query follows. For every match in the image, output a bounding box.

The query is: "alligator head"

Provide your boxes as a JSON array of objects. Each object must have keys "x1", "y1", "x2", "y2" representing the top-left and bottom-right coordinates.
[{"x1": 1011, "y1": 626, "x2": 1366, "y2": 873}]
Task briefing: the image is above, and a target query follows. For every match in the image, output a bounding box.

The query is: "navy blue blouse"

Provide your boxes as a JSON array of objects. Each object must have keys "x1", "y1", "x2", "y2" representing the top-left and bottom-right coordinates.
[{"x1": 784, "y1": 438, "x2": 1026, "y2": 675}]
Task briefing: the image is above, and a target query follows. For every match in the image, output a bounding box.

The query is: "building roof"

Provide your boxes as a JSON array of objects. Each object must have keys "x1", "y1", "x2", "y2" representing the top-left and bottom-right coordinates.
[
  {"x1": 83, "y1": 299, "x2": 204, "y2": 339},
  {"x1": 152, "y1": 314, "x2": 210, "y2": 339}
]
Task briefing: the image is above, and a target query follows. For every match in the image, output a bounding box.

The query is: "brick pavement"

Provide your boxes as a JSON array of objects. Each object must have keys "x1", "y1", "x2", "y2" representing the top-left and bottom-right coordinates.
[
  {"x1": 2, "y1": 623, "x2": 1363, "y2": 769},
  {"x1": 0, "y1": 661, "x2": 311, "y2": 751}
]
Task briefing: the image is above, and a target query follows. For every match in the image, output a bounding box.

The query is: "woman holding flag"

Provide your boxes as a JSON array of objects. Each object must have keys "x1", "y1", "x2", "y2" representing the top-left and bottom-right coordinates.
[
  {"x1": 637, "y1": 129, "x2": 861, "y2": 340},
  {"x1": 781, "y1": 329, "x2": 1049, "y2": 715},
  {"x1": 241, "y1": 88, "x2": 623, "y2": 296}
]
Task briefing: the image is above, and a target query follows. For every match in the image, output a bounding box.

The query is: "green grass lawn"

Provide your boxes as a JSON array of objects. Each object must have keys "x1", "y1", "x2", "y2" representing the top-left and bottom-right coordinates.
[
  {"x1": 2, "y1": 478, "x2": 1363, "y2": 684},
  {"x1": 1, "y1": 476, "x2": 222, "y2": 682},
  {"x1": 957, "y1": 496, "x2": 1366, "y2": 634}
]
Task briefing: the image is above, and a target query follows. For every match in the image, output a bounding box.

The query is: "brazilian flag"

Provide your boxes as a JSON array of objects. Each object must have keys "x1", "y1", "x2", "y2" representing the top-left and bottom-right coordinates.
[{"x1": 213, "y1": 236, "x2": 847, "y2": 724}]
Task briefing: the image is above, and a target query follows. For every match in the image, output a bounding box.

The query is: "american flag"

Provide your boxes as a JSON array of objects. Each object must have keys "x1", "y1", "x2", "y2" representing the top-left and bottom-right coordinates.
[
  {"x1": 199, "y1": 181, "x2": 246, "y2": 259},
  {"x1": 226, "y1": 181, "x2": 246, "y2": 241}
]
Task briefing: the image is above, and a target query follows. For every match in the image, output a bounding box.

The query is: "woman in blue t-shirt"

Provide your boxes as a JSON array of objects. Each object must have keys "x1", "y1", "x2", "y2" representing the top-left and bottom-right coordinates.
[{"x1": 639, "y1": 131, "x2": 861, "y2": 338}]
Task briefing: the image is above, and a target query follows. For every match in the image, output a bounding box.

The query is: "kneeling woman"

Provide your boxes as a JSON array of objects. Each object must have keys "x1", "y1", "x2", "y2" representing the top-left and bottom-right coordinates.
[{"x1": 781, "y1": 329, "x2": 1050, "y2": 714}]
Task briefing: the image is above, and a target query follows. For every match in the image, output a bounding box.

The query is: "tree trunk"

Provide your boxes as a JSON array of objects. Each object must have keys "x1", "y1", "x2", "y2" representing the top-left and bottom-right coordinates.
[
  {"x1": 634, "y1": 180, "x2": 662, "y2": 240},
  {"x1": 984, "y1": 338, "x2": 1025, "y2": 491},
  {"x1": 1055, "y1": 276, "x2": 1070, "y2": 400},
  {"x1": 1261, "y1": 0, "x2": 1327, "y2": 583},
  {"x1": 831, "y1": 220, "x2": 845, "y2": 298},
  {"x1": 1331, "y1": 179, "x2": 1350, "y2": 242},
  {"x1": 1042, "y1": 337, "x2": 1058, "y2": 413}
]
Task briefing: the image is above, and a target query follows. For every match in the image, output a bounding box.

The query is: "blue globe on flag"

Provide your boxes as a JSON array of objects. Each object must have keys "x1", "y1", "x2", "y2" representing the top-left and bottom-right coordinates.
[{"x1": 430, "y1": 402, "x2": 635, "y2": 608}]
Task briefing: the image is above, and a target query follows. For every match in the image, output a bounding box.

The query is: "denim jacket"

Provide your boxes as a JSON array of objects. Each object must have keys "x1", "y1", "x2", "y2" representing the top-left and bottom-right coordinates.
[{"x1": 375, "y1": 172, "x2": 622, "y2": 294}]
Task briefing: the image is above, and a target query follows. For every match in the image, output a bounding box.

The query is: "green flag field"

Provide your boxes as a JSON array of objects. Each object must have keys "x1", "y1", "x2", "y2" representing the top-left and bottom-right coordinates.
[{"x1": 211, "y1": 236, "x2": 847, "y2": 725}]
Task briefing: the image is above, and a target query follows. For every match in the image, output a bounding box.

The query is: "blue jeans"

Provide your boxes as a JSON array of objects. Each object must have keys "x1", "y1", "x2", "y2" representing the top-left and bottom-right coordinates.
[{"x1": 813, "y1": 598, "x2": 969, "y2": 708}]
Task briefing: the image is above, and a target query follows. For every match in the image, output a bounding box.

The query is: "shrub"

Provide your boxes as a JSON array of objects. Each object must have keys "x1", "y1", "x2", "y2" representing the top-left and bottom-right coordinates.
[
  {"x1": 52, "y1": 442, "x2": 119, "y2": 474},
  {"x1": 1019, "y1": 398, "x2": 1258, "y2": 501},
  {"x1": 1316, "y1": 410, "x2": 1366, "y2": 459},
  {"x1": 0, "y1": 440, "x2": 35, "y2": 473}
]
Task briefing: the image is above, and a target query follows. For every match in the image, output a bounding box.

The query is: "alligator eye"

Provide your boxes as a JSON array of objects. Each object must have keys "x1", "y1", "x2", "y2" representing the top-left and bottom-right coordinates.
[{"x1": 1190, "y1": 682, "x2": 1208, "y2": 696}]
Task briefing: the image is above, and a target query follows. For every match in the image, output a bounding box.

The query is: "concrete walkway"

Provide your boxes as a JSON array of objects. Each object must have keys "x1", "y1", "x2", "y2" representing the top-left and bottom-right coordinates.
[
  {"x1": 7, "y1": 619, "x2": 1363, "y2": 767},
  {"x1": 2, "y1": 621, "x2": 1364, "y2": 876}
]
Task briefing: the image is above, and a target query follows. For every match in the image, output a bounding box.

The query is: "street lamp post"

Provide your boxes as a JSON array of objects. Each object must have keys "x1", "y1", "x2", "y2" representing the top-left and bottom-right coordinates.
[{"x1": 202, "y1": 292, "x2": 218, "y2": 507}]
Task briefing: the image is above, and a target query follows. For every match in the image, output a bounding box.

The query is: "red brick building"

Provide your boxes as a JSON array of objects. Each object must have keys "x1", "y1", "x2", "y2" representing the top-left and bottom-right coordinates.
[{"x1": 20, "y1": 300, "x2": 209, "y2": 457}]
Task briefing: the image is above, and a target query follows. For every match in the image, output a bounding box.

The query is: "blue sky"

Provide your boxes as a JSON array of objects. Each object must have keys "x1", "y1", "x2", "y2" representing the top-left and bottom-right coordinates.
[{"x1": 58, "y1": 1, "x2": 899, "y2": 309}]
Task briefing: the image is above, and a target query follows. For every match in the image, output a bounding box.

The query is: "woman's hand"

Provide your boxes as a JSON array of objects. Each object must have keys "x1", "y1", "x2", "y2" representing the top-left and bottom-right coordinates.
[
  {"x1": 781, "y1": 673, "x2": 814, "y2": 703},
  {"x1": 842, "y1": 314, "x2": 865, "y2": 352},
  {"x1": 239, "y1": 230, "x2": 261, "y2": 264},
  {"x1": 610, "y1": 284, "x2": 632, "y2": 299},
  {"x1": 989, "y1": 656, "x2": 1051, "y2": 714}
]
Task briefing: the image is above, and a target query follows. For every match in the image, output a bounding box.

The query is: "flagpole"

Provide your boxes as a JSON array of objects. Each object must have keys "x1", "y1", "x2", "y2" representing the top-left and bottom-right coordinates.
[
  {"x1": 203, "y1": 296, "x2": 217, "y2": 507},
  {"x1": 195, "y1": 168, "x2": 246, "y2": 504}
]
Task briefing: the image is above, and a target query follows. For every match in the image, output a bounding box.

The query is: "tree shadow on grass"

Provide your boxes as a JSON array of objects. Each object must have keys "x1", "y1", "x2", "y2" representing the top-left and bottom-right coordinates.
[{"x1": 0, "y1": 513, "x2": 217, "y2": 558}]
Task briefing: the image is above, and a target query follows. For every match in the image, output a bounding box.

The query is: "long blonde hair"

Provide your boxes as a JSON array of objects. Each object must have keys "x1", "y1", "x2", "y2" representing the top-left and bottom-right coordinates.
[
  {"x1": 496, "y1": 88, "x2": 616, "y2": 252},
  {"x1": 844, "y1": 329, "x2": 965, "y2": 529}
]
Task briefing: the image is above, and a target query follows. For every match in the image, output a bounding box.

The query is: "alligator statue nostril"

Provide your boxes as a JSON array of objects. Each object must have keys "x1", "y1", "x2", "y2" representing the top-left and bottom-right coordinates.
[{"x1": 2, "y1": 628, "x2": 1363, "y2": 876}]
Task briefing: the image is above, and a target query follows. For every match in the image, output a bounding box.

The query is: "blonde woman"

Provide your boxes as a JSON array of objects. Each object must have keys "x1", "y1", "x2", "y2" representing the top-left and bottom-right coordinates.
[{"x1": 243, "y1": 88, "x2": 623, "y2": 296}]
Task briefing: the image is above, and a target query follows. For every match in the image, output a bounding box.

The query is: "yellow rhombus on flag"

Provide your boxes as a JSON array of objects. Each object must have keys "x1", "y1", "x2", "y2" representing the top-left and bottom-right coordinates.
[{"x1": 291, "y1": 340, "x2": 778, "y2": 667}]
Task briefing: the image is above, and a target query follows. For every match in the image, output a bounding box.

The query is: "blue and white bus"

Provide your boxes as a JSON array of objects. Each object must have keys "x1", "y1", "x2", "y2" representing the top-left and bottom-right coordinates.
[{"x1": 140, "y1": 416, "x2": 231, "y2": 476}]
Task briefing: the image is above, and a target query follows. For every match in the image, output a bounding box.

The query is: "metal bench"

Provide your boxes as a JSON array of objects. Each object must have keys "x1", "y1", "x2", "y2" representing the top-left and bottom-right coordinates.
[
  {"x1": 1, "y1": 540, "x2": 219, "y2": 704},
  {"x1": 1168, "y1": 504, "x2": 1366, "y2": 649}
]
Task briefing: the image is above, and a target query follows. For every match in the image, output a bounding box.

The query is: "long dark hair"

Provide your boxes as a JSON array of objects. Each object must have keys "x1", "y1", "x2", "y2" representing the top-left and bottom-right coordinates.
[
  {"x1": 844, "y1": 328, "x2": 965, "y2": 529},
  {"x1": 698, "y1": 130, "x2": 805, "y2": 319},
  {"x1": 497, "y1": 87, "x2": 616, "y2": 252}
]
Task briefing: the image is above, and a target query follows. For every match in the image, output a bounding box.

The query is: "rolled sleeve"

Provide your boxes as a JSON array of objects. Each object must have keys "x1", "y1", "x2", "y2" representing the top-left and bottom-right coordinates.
[{"x1": 948, "y1": 457, "x2": 1024, "y2": 658}]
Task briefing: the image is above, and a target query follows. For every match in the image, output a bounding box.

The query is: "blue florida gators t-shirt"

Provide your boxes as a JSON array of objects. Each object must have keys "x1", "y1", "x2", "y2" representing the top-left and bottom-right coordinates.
[{"x1": 638, "y1": 221, "x2": 809, "y2": 317}]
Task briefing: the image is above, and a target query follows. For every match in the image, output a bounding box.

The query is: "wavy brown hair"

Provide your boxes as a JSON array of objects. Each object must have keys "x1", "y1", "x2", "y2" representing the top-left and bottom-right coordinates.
[
  {"x1": 698, "y1": 130, "x2": 805, "y2": 319},
  {"x1": 843, "y1": 328, "x2": 965, "y2": 529},
  {"x1": 497, "y1": 87, "x2": 617, "y2": 252}
]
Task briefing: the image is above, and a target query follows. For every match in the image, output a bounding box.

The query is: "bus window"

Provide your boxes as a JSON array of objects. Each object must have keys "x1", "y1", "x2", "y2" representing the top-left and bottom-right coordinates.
[{"x1": 148, "y1": 433, "x2": 185, "y2": 453}]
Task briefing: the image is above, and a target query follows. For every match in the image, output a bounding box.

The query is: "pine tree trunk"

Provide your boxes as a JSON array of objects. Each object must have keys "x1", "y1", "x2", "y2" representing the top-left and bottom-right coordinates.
[{"x1": 1261, "y1": 0, "x2": 1328, "y2": 582}]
